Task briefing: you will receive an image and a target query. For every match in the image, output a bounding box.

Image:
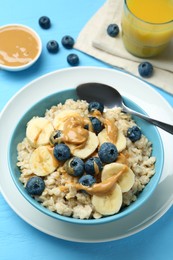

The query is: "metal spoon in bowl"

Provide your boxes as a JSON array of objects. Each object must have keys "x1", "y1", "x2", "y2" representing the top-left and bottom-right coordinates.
[{"x1": 76, "y1": 82, "x2": 173, "y2": 134}]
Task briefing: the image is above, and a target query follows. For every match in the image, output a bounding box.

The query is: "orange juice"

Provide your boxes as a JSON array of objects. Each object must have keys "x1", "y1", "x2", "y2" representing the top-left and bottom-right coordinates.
[
  {"x1": 127, "y1": 0, "x2": 173, "y2": 24},
  {"x1": 121, "y1": 0, "x2": 173, "y2": 58}
]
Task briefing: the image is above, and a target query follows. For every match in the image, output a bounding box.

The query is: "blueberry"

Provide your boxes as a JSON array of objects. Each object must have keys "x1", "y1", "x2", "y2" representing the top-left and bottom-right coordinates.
[
  {"x1": 89, "y1": 116, "x2": 104, "y2": 134},
  {"x1": 26, "y1": 176, "x2": 45, "y2": 196},
  {"x1": 53, "y1": 143, "x2": 71, "y2": 161},
  {"x1": 65, "y1": 157, "x2": 85, "y2": 177},
  {"x1": 50, "y1": 130, "x2": 63, "y2": 145},
  {"x1": 67, "y1": 53, "x2": 79, "y2": 66},
  {"x1": 84, "y1": 124, "x2": 89, "y2": 130},
  {"x1": 107, "y1": 24, "x2": 119, "y2": 37},
  {"x1": 88, "y1": 101, "x2": 104, "y2": 114},
  {"x1": 39, "y1": 16, "x2": 51, "y2": 29},
  {"x1": 85, "y1": 157, "x2": 103, "y2": 175},
  {"x1": 79, "y1": 174, "x2": 96, "y2": 187},
  {"x1": 138, "y1": 62, "x2": 153, "y2": 78},
  {"x1": 98, "y1": 142, "x2": 118, "y2": 163},
  {"x1": 61, "y1": 35, "x2": 74, "y2": 49},
  {"x1": 47, "y1": 40, "x2": 59, "y2": 53},
  {"x1": 127, "y1": 126, "x2": 142, "y2": 142}
]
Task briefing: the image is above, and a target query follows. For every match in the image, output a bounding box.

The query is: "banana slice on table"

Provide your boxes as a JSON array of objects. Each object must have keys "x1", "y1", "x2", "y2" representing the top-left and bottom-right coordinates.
[
  {"x1": 102, "y1": 162, "x2": 135, "y2": 193},
  {"x1": 53, "y1": 110, "x2": 81, "y2": 130},
  {"x1": 26, "y1": 117, "x2": 54, "y2": 148},
  {"x1": 92, "y1": 183, "x2": 122, "y2": 216},
  {"x1": 98, "y1": 128, "x2": 126, "y2": 152},
  {"x1": 67, "y1": 131, "x2": 99, "y2": 159},
  {"x1": 29, "y1": 145, "x2": 59, "y2": 176}
]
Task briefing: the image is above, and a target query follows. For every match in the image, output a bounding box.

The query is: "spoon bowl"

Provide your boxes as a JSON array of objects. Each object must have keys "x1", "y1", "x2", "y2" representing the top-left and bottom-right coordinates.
[{"x1": 76, "y1": 82, "x2": 173, "y2": 134}]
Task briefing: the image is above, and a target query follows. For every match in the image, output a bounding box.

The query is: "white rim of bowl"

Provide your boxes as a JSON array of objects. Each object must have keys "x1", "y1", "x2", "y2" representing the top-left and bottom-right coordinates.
[{"x1": 0, "y1": 24, "x2": 42, "y2": 71}]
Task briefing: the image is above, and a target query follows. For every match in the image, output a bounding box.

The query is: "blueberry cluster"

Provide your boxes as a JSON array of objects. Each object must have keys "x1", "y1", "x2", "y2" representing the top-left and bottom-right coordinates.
[
  {"x1": 38, "y1": 16, "x2": 79, "y2": 66},
  {"x1": 39, "y1": 17, "x2": 154, "y2": 76},
  {"x1": 51, "y1": 101, "x2": 120, "y2": 189},
  {"x1": 26, "y1": 101, "x2": 142, "y2": 195}
]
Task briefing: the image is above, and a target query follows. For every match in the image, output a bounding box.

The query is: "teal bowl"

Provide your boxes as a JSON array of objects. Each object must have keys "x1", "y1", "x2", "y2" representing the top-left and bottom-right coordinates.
[{"x1": 8, "y1": 89, "x2": 164, "y2": 225}]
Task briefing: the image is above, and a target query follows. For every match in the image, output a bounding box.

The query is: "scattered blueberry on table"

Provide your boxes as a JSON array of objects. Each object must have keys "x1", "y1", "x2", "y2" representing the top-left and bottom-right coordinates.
[
  {"x1": 38, "y1": 16, "x2": 79, "y2": 66},
  {"x1": 127, "y1": 126, "x2": 142, "y2": 142},
  {"x1": 67, "y1": 53, "x2": 79, "y2": 66},
  {"x1": 26, "y1": 176, "x2": 45, "y2": 195},
  {"x1": 47, "y1": 40, "x2": 59, "y2": 53},
  {"x1": 107, "y1": 24, "x2": 119, "y2": 37},
  {"x1": 61, "y1": 35, "x2": 75, "y2": 49},
  {"x1": 39, "y1": 16, "x2": 51, "y2": 29},
  {"x1": 138, "y1": 62, "x2": 153, "y2": 78}
]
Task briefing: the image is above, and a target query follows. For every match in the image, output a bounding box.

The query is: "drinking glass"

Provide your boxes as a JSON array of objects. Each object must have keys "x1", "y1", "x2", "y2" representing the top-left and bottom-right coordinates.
[{"x1": 121, "y1": 0, "x2": 173, "y2": 58}]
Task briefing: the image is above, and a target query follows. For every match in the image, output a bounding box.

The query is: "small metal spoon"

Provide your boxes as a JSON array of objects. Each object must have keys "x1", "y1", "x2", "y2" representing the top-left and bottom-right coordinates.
[{"x1": 76, "y1": 82, "x2": 173, "y2": 134}]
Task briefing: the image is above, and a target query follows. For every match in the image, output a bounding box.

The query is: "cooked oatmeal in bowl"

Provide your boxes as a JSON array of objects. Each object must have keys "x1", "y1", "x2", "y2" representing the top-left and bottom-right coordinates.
[{"x1": 9, "y1": 89, "x2": 163, "y2": 224}]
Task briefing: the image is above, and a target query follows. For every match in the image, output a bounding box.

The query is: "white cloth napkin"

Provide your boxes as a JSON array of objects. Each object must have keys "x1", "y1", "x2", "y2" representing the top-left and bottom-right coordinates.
[{"x1": 74, "y1": 0, "x2": 173, "y2": 95}]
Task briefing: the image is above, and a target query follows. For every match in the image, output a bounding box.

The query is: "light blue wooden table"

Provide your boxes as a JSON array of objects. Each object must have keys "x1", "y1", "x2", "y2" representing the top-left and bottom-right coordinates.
[{"x1": 0, "y1": 1, "x2": 173, "y2": 259}]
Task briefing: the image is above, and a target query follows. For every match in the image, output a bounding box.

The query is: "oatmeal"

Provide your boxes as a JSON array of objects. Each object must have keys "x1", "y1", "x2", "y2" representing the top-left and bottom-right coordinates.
[{"x1": 16, "y1": 99, "x2": 156, "y2": 219}]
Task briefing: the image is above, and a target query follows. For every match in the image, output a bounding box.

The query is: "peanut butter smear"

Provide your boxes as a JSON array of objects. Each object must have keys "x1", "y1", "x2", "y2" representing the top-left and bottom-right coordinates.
[
  {"x1": 75, "y1": 166, "x2": 127, "y2": 196},
  {"x1": 63, "y1": 116, "x2": 89, "y2": 144},
  {"x1": 90, "y1": 110, "x2": 118, "y2": 144},
  {"x1": 0, "y1": 25, "x2": 39, "y2": 67},
  {"x1": 116, "y1": 153, "x2": 129, "y2": 165},
  {"x1": 104, "y1": 118, "x2": 118, "y2": 144}
]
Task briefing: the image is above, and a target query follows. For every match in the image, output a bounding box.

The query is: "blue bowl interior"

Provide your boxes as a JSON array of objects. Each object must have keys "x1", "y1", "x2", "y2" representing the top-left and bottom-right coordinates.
[{"x1": 8, "y1": 88, "x2": 164, "y2": 225}]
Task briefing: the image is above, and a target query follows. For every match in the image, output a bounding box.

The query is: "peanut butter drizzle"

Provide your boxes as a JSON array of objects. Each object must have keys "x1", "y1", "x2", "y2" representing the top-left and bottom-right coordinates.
[
  {"x1": 36, "y1": 146, "x2": 57, "y2": 172},
  {"x1": 92, "y1": 110, "x2": 102, "y2": 117},
  {"x1": 59, "y1": 186, "x2": 69, "y2": 193},
  {"x1": 93, "y1": 161, "x2": 100, "y2": 175},
  {"x1": 0, "y1": 25, "x2": 39, "y2": 66},
  {"x1": 63, "y1": 116, "x2": 89, "y2": 144},
  {"x1": 90, "y1": 110, "x2": 119, "y2": 144},
  {"x1": 61, "y1": 111, "x2": 118, "y2": 148},
  {"x1": 104, "y1": 118, "x2": 118, "y2": 144},
  {"x1": 116, "y1": 153, "x2": 129, "y2": 165},
  {"x1": 75, "y1": 166, "x2": 127, "y2": 196}
]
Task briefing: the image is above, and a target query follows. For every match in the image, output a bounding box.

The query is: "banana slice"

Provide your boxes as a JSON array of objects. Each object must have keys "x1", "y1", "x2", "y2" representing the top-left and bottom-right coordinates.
[
  {"x1": 53, "y1": 110, "x2": 81, "y2": 130},
  {"x1": 102, "y1": 163, "x2": 135, "y2": 193},
  {"x1": 67, "y1": 131, "x2": 99, "y2": 159},
  {"x1": 29, "y1": 145, "x2": 59, "y2": 176},
  {"x1": 98, "y1": 128, "x2": 126, "y2": 152},
  {"x1": 26, "y1": 117, "x2": 54, "y2": 148},
  {"x1": 92, "y1": 183, "x2": 122, "y2": 216},
  {"x1": 98, "y1": 129, "x2": 109, "y2": 144},
  {"x1": 115, "y1": 131, "x2": 127, "y2": 152}
]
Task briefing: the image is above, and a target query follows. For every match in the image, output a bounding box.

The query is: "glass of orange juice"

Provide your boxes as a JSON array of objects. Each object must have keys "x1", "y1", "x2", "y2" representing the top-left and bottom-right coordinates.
[{"x1": 121, "y1": 0, "x2": 173, "y2": 58}]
